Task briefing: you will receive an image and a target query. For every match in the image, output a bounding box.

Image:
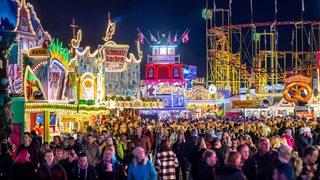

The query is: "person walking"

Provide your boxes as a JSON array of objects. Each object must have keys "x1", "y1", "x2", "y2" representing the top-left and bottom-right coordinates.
[
  {"x1": 71, "y1": 153, "x2": 98, "y2": 180},
  {"x1": 16, "y1": 132, "x2": 39, "y2": 170},
  {"x1": 127, "y1": 147, "x2": 156, "y2": 180},
  {"x1": 198, "y1": 149, "x2": 217, "y2": 180},
  {"x1": 96, "y1": 147, "x2": 125, "y2": 180},
  {"x1": 155, "y1": 139, "x2": 179, "y2": 180},
  {"x1": 12, "y1": 149, "x2": 35, "y2": 180},
  {"x1": 172, "y1": 132, "x2": 188, "y2": 180},
  {"x1": 132, "y1": 127, "x2": 152, "y2": 157},
  {"x1": 36, "y1": 149, "x2": 67, "y2": 180},
  {"x1": 83, "y1": 134, "x2": 100, "y2": 167},
  {"x1": 216, "y1": 151, "x2": 246, "y2": 180}
]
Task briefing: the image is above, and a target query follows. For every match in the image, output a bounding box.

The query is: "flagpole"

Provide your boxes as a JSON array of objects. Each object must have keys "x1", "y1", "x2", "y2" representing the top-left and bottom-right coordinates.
[
  {"x1": 250, "y1": 0, "x2": 253, "y2": 24},
  {"x1": 167, "y1": 30, "x2": 171, "y2": 45},
  {"x1": 229, "y1": 0, "x2": 232, "y2": 25},
  {"x1": 213, "y1": 0, "x2": 216, "y2": 27},
  {"x1": 173, "y1": 30, "x2": 179, "y2": 43},
  {"x1": 274, "y1": 0, "x2": 277, "y2": 22}
]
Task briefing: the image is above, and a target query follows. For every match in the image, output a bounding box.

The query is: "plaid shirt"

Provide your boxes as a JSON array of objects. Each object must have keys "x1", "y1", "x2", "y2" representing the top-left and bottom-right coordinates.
[{"x1": 155, "y1": 150, "x2": 179, "y2": 180}]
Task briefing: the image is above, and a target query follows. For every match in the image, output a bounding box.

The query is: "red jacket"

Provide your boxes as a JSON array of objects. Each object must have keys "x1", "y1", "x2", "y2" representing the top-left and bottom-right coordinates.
[{"x1": 283, "y1": 135, "x2": 295, "y2": 149}]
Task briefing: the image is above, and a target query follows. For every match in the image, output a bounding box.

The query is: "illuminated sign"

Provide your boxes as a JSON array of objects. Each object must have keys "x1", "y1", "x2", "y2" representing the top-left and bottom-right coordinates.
[
  {"x1": 284, "y1": 75, "x2": 312, "y2": 84},
  {"x1": 104, "y1": 45, "x2": 129, "y2": 72},
  {"x1": 61, "y1": 115, "x2": 80, "y2": 122},
  {"x1": 283, "y1": 74, "x2": 312, "y2": 103},
  {"x1": 28, "y1": 46, "x2": 49, "y2": 57},
  {"x1": 262, "y1": 84, "x2": 285, "y2": 91},
  {"x1": 208, "y1": 84, "x2": 217, "y2": 94},
  {"x1": 232, "y1": 100, "x2": 256, "y2": 108}
]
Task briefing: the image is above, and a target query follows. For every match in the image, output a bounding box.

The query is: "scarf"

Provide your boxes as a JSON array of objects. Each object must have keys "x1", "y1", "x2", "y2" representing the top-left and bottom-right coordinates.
[{"x1": 78, "y1": 163, "x2": 89, "y2": 180}]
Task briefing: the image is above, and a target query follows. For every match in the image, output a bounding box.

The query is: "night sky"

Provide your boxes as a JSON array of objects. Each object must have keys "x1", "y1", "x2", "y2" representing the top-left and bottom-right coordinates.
[{"x1": 17, "y1": 0, "x2": 320, "y2": 77}]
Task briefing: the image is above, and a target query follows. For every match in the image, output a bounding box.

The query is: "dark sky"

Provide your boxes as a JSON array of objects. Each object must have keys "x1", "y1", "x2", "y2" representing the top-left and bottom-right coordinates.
[{"x1": 27, "y1": 0, "x2": 320, "y2": 77}]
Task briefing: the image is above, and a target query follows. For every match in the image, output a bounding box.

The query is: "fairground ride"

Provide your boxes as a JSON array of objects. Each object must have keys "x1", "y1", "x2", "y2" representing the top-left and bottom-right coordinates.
[{"x1": 204, "y1": 1, "x2": 320, "y2": 96}]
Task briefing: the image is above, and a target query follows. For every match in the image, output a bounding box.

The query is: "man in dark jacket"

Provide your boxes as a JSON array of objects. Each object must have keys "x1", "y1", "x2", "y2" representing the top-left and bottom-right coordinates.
[
  {"x1": 212, "y1": 137, "x2": 226, "y2": 172},
  {"x1": 297, "y1": 127, "x2": 314, "y2": 156},
  {"x1": 253, "y1": 137, "x2": 278, "y2": 180},
  {"x1": 71, "y1": 153, "x2": 98, "y2": 180},
  {"x1": 17, "y1": 132, "x2": 39, "y2": 170},
  {"x1": 198, "y1": 149, "x2": 217, "y2": 180},
  {"x1": 59, "y1": 148, "x2": 78, "y2": 180},
  {"x1": 74, "y1": 132, "x2": 86, "y2": 155}
]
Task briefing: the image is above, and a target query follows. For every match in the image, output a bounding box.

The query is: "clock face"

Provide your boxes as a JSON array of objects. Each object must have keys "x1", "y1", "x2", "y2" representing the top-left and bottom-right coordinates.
[{"x1": 209, "y1": 84, "x2": 216, "y2": 94}]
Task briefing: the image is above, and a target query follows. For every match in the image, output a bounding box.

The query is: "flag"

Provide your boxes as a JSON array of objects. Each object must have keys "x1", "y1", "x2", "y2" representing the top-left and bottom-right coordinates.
[
  {"x1": 291, "y1": 29, "x2": 294, "y2": 46},
  {"x1": 182, "y1": 31, "x2": 189, "y2": 43},
  {"x1": 173, "y1": 33, "x2": 178, "y2": 43},
  {"x1": 275, "y1": 0, "x2": 278, "y2": 13},
  {"x1": 168, "y1": 32, "x2": 172, "y2": 44},
  {"x1": 138, "y1": 32, "x2": 144, "y2": 44},
  {"x1": 229, "y1": 0, "x2": 232, "y2": 16},
  {"x1": 150, "y1": 32, "x2": 157, "y2": 42},
  {"x1": 302, "y1": 0, "x2": 305, "y2": 12}
]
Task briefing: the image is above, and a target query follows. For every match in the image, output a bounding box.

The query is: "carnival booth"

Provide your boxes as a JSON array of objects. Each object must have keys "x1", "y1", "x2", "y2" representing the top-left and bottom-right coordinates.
[{"x1": 186, "y1": 85, "x2": 229, "y2": 118}]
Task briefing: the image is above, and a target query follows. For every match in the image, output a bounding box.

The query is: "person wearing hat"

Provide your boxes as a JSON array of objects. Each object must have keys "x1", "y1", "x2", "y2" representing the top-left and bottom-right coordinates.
[
  {"x1": 297, "y1": 127, "x2": 313, "y2": 157},
  {"x1": 127, "y1": 147, "x2": 156, "y2": 180},
  {"x1": 283, "y1": 129, "x2": 295, "y2": 150}
]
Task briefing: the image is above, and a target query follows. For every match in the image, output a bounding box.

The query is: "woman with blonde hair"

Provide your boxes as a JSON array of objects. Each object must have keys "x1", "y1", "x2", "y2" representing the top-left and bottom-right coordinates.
[
  {"x1": 279, "y1": 136, "x2": 288, "y2": 146},
  {"x1": 270, "y1": 135, "x2": 281, "y2": 150}
]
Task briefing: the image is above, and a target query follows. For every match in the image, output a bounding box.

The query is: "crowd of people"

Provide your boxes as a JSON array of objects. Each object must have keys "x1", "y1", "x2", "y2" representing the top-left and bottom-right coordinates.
[{"x1": 0, "y1": 115, "x2": 320, "y2": 180}]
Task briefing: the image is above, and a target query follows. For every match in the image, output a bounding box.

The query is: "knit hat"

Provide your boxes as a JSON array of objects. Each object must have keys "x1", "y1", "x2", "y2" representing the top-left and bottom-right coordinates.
[
  {"x1": 132, "y1": 147, "x2": 145, "y2": 157},
  {"x1": 299, "y1": 127, "x2": 305, "y2": 134},
  {"x1": 304, "y1": 127, "x2": 311, "y2": 132}
]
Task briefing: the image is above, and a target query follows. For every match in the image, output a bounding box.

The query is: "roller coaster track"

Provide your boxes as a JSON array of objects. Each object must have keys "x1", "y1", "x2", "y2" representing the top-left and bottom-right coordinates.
[{"x1": 209, "y1": 21, "x2": 320, "y2": 30}]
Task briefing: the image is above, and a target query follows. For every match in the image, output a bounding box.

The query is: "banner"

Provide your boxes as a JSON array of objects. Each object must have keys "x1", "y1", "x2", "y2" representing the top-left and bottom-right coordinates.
[
  {"x1": 232, "y1": 100, "x2": 256, "y2": 107},
  {"x1": 104, "y1": 45, "x2": 129, "y2": 72}
]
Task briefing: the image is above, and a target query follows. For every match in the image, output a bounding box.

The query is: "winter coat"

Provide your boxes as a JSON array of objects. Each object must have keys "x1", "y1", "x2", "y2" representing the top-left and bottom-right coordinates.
[
  {"x1": 252, "y1": 150, "x2": 278, "y2": 180},
  {"x1": 198, "y1": 160, "x2": 216, "y2": 180},
  {"x1": 216, "y1": 164, "x2": 246, "y2": 180},
  {"x1": 132, "y1": 135, "x2": 151, "y2": 156},
  {"x1": 83, "y1": 143, "x2": 101, "y2": 167},
  {"x1": 12, "y1": 162, "x2": 35, "y2": 180},
  {"x1": 36, "y1": 162, "x2": 67, "y2": 180},
  {"x1": 242, "y1": 158, "x2": 257, "y2": 180},
  {"x1": 59, "y1": 158, "x2": 78, "y2": 180},
  {"x1": 71, "y1": 163, "x2": 98, "y2": 180},
  {"x1": 283, "y1": 135, "x2": 295, "y2": 150},
  {"x1": 172, "y1": 141, "x2": 187, "y2": 163},
  {"x1": 17, "y1": 143, "x2": 39, "y2": 169},
  {"x1": 127, "y1": 158, "x2": 156, "y2": 180}
]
